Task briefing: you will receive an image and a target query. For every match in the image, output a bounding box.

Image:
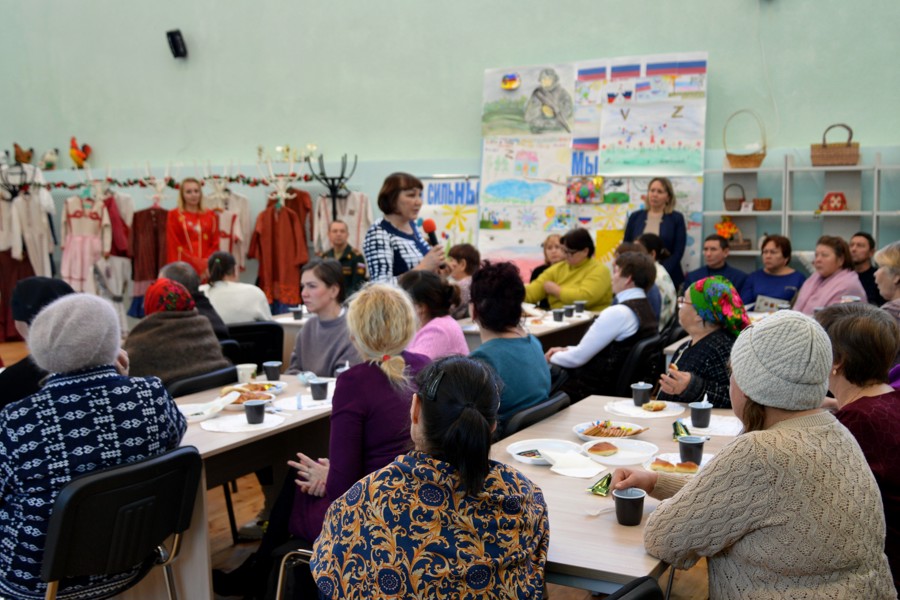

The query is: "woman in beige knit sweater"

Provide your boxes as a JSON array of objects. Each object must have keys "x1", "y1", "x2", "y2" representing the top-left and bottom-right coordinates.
[{"x1": 612, "y1": 311, "x2": 895, "y2": 599}]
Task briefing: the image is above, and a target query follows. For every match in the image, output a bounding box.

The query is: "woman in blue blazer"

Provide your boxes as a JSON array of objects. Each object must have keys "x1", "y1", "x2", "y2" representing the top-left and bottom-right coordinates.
[{"x1": 624, "y1": 177, "x2": 687, "y2": 289}]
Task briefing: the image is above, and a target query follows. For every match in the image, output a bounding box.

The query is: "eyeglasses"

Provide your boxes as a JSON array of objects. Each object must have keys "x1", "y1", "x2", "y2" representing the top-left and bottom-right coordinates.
[
  {"x1": 564, "y1": 248, "x2": 580, "y2": 256},
  {"x1": 677, "y1": 297, "x2": 692, "y2": 308}
]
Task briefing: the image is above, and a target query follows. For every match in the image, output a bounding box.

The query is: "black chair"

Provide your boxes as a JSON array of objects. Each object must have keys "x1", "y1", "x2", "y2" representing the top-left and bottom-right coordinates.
[
  {"x1": 41, "y1": 446, "x2": 202, "y2": 600},
  {"x1": 273, "y1": 539, "x2": 315, "y2": 600},
  {"x1": 604, "y1": 575, "x2": 665, "y2": 600},
  {"x1": 226, "y1": 321, "x2": 285, "y2": 369},
  {"x1": 166, "y1": 366, "x2": 237, "y2": 398},
  {"x1": 219, "y1": 338, "x2": 241, "y2": 364},
  {"x1": 613, "y1": 334, "x2": 664, "y2": 398},
  {"x1": 502, "y1": 391, "x2": 571, "y2": 438}
]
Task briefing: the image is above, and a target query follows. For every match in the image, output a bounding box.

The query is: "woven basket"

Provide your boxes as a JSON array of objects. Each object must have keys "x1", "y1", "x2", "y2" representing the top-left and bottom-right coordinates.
[
  {"x1": 810, "y1": 124, "x2": 860, "y2": 166},
  {"x1": 730, "y1": 229, "x2": 751, "y2": 251},
  {"x1": 723, "y1": 183, "x2": 746, "y2": 211},
  {"x1": 724, "y1": 109, "x2": 767, "y2": 168},
  {"x1": 752, "y1": 197, "x2": 772, "y2": 211}
]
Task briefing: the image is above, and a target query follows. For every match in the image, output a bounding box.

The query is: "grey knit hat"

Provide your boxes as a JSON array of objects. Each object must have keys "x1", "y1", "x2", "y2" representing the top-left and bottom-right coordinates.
[
  {"x1": 29, "y1": 294, "x2": 121, "y2": 374},
  {"x1": 730, "y1": 310, "x2": 832, "y2": 410}
]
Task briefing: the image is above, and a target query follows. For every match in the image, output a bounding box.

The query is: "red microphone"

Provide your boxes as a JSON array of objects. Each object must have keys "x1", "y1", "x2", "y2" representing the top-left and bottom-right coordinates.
[{"x1": 422, "y1": 219, "x2": 439, "y2": 247}]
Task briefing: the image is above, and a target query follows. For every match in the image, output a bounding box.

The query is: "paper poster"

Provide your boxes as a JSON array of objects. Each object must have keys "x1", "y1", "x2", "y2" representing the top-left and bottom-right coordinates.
[
  {"x1": 481, "y1": 136, "x2": 570, "y2": 205},
  {"x1": 482, "y1": 65, "x2": 576, "y2": 137},
  {"x1": 419, "y1": 178, "x2": 480, "y2": 247}
]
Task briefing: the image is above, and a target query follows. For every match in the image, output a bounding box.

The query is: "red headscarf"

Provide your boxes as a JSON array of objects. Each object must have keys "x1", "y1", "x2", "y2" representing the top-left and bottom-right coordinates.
[{"x1": 144, "y1": 278, "x2": 196, "y2": 315}]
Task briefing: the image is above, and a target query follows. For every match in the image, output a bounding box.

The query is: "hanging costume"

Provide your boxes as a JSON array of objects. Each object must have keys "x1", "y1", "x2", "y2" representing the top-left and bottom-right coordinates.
[
  {"x1": 166, "y1": 207, "x2": 219, "y2": 277},
  {"x1": 60, "y1": 195, "x2": 110, "y2": 294},
  {"x1": 313, "y1": 191, "x2": 371, "y2": 254},
  {"x1": 248, "y1": 204, "x2": 306, "y2": 306}
]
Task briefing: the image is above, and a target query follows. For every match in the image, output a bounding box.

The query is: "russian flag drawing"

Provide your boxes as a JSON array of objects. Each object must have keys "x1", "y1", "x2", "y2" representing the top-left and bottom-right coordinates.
[
  {"x1": 678, "y1": 60, "x2": 707, "y2": 75},
  {"x1": 577, "y1": 66, "x2": 606, "y2": 81},
  {"x1": 610, "y1": 64, "x2": 641, "y2": 80},
  {"x1": 646, "y1": 62, "x2": 679, "y2": 77},
  {"x1": 572, "y1": 137, "x2": 600, "y2": 151},
  {"x1": 635, "y1": 81, "x2": 651, "y2": 93}
]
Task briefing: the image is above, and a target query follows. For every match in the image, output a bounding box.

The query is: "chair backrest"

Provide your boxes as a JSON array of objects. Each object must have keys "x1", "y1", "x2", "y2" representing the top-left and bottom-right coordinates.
[
  {"x1": 604, "y1": 575, "x2": 664, "y2": 600},
  {"x1": 226, "y1": 321, "x2": 285, "y2": 369},
  {"x1": 41, "y1": 446, "x2": 202, "y2": 584},
  {"x1": 166, "y1": 365, "x2": 238, "y2": 398},
  {"x1": 219, "y1": 339, "x2": 241, "y2": 364},
  {"x1": 660, "y1": 316, "x2": 686, "y2": 350},
  {"x1": 614, "y1": 334, "x2": 663, "y2": 398},
  {"x1": 503, "y1": 391, "x2": 571, "y2": 437}
]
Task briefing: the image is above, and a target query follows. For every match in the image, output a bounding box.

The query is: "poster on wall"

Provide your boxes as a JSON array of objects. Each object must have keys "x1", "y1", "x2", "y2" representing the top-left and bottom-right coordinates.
[
  {"x1": 419, "y1": 177, "x2": 480, "y2": 248},
  {"x1": 481, "y1": 136, "x2": 570, "y2": 205},
  {"x1": 482, "y1": 65, "x2": 576, "y2": 137}
]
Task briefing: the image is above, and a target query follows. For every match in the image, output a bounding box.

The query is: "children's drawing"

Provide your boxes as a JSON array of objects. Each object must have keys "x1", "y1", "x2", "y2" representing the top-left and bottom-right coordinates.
[
  {"x1": 420, "y1": 178, "x2": 480, "y2": 247},
  {"x1": 482, "y1": 136, "x2": 569, "y2": 205},
  {"x1": 524, "y1": 68, "x2": 574, "y2": 134},
  {"x1": 567, "y1": 176, "x2": 605, "y2": 204},
  {"x1": 482, "y1": 65, "x2": 574, "y2": 136}
]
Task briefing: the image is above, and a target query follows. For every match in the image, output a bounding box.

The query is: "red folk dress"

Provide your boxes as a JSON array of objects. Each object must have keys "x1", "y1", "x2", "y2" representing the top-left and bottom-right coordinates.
[{"x1": 166, "y1": 208, "x2": 218, "y2": 277}]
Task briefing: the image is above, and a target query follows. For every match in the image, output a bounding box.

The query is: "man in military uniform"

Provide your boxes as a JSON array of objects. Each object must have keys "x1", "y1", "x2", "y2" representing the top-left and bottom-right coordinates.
[{"x1": 322, "y1": 220, "x2": 367, "y2": 295}]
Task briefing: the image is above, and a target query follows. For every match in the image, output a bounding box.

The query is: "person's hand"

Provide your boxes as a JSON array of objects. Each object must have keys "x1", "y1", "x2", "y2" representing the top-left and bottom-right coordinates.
[
  {"x1": 611, "y1": 467, "x2": 658, "y2": 494},
  {"x1": 416, "y1": 245, "x2": 445, "y2": 272},
  {"x1": 544, "y1": 347, "x2": 566, "y2": 362},
  {"x1": 287, "y1": 453, "x2": 330, "y2": 497},
  {"x1": 543, "y1": 281, "x2": 561, "y2": 297},
  {"x1": 658, "y1": 368, "x2": 691, "y2": 396},
  {"x1": 114, "y1": 349, "x2": 129, "y2": 376}
]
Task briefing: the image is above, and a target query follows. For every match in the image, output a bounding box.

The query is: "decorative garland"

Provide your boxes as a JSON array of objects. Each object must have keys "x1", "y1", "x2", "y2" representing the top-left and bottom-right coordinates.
[{"x1": 23, "y1": 173, "x2": 314, "y2": 192}]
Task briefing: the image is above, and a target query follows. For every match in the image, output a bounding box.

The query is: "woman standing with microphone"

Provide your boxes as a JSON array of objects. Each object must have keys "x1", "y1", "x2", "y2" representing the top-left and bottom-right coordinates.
[{"x1": 363, "y1": 172, "x2": 444, "y2": 283}]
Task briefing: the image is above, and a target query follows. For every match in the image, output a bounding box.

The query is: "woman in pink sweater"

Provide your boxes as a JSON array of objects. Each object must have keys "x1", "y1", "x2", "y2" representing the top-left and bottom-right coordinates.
[
  {"x1": 399, "y1": 270, "x2": 469, "y2": 360},
  {"x1": 793, "y1": 235, "x2": 866, "y2": 315}
]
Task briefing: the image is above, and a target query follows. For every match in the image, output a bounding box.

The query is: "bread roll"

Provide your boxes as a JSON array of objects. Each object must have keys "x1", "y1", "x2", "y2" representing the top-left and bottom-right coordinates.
[
  {"x1": 649, "y1": 458, "x2": 675, "y2": 472},
  {"x1": 675, "y1": 461, "x2": 699, "y2": 474},
  {"x1": 588, "y1": 441, "x2": 618, "y2": 456},
  {"x1": 643, "y1": 401, "x2": 667, "y2": 412}
]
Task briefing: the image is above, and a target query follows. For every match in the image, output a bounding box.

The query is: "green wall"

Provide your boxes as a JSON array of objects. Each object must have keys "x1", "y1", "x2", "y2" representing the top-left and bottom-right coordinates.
[{"x1": 3, "y1": 0, "x2": 899, "y2": 167}]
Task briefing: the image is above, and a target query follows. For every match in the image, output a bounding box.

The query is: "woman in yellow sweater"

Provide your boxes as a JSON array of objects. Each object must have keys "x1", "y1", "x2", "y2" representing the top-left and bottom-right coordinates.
[{"x1": 524, "y1": 228, "x2": 611, "y2": 311}]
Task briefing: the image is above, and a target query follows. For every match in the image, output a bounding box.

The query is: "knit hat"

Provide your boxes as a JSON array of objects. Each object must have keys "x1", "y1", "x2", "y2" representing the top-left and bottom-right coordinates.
[
  {"x1": 687, "y1": 276, "x2": 750, "y2": 337},
  {"x1": 10, "y1": 277, "x2": 75, "y2": 325},
  {"x1": 29, "y1": 294, "x2": 121, "y2": 374},
  {"x1": 144, "y1": 278, "x2": 196, "y2": 315},
  {"x1": 730, "y1": 310, "x2": 832, "y2": 410}
]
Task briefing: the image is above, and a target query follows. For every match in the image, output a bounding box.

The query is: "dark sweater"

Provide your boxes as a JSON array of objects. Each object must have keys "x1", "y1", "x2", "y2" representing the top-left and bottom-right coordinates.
[
  {"x1": 658, "y1": 328, "x2": 735, "y2": 408},
  {"x1": 0, "y1": 356, "x2": 47, "y2": 411},
  {"x1": 192, "y1": 292, "x2": 231, "y2": 340}
]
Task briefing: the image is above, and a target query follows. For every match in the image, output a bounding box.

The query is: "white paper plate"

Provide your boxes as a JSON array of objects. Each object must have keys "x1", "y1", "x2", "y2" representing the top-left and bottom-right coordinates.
[
  {"x1": 644, "y1": 452, "x2": 714, "y2": 471},
  {"x1": 604, "y1": 399, "x2": 685, "y2": 419},
  {"x1": 572, "y1": 420, "x2": 648, "y2": 441},
  {"x1": 582, "y1": 439, "x2": 659, "y2": 466},
  {"x1": 506, "y1": 439, "x2": 583, "y2": 466},
  {"x1": 679, "y1": 415, "x2": 742, "y2": 437},
  {"x1": 200, "y1": 412, "x2": 285, "y2": 433}
]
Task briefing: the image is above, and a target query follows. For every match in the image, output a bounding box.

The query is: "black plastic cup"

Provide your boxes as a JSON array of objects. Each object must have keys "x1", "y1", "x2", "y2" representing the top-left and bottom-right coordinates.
[
  {"x1": 552, "y1": 309, "x2": 565, "y2": 322},
  {"x1": 564, "y1": 305, "x2": 575, "y2": 317},
  {"x1": 678, "y1": 435, "x2": 705, "y2": 464},
  {"x1": 631, "y1": 382, "x2": 653, "y2": 407},
  {"x1": 689, "y1": 402, "x2": 712, "y2": 428},
  {"x1": 244, "y1": 400, "x2": 267, "y2": 425},
  {"x1": 613, "y1": 488, "x2": 646, "y2": 526},
  {"x1": 263, "y1": 361, "x2": 282, "y2": 381},
  {"x1": 310, "y1": 380, "x2": 329, "y2": 401},
  {"x1": 574, "y1": 300, "x2": 587, "y2": 314}
]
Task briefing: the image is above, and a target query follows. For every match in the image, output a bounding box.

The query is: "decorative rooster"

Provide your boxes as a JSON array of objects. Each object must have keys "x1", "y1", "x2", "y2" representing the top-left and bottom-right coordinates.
[
  {"x1": 13, "y1": 143, "x2": 33, "y2": 164},
  {"x1": 69, "y1": 137, "x2": 92, "y2": 169}
]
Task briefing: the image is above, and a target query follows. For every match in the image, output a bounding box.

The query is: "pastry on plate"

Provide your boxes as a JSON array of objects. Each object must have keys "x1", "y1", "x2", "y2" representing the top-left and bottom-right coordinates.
[
  {"x1": 649, "y1": 458, "x2": 675, "y2": 472},
  {"x1": 675, "y1": 461, "x2": 699, "y2": 474},
  {"x1": 587, "y1": 441, "x2": 618, "y2": 456},
  {"x1": 642, "y1": 400, "x2": 667, "y2": 412}
]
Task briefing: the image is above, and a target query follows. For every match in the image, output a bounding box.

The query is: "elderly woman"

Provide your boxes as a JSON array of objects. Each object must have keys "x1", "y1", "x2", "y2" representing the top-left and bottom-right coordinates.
[
  {"x1": 469, "y1": 261, "x2": 550, "y2": 431},
  {"x1": 286, "y1": 260, "x2": 360, "y2": 377},
  {"x1": 0, "y1": 294, "x2": 186, "y2": 600},
  {"x1": 214, "y1": 284, "x2": 430, "y2": 598},
  {"x1": 613, "y1": 311, "x2": 895, "y2": 598},
  {"x1": 312, "y1": 356, "x2": 549, "y2": 599},
  {"x1": 740, "y1": 234, "x2": 807, "y2": 307},
  {"x1": 793, "y1": 235, "x2": 866, "y2": 315},
  {"x1": 398, "y1": 270, "x2": 469, "y2": 360},
  {"x1": 875, "y1": 240, "x2": 900, "y2": 325},
  {"x1": 816, "y1": 303, "x2": 900, "y2": 590},
  {"x1": 658, "y1": 276, "x2": 750, "y2": 408},
  {"x1": 125, "y1": 277, "x2": 231, "y2": 386}
]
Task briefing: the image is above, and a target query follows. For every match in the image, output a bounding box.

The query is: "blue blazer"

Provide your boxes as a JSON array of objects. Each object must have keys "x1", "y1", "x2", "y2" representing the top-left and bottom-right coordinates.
[{"x1": 624, "y1": 209, "x2": 686, "y2": 289}]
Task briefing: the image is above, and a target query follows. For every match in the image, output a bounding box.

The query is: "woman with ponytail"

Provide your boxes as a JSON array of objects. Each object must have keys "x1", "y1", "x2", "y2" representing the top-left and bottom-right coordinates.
[
  {"x1": 312, "y1": 356, "x2": 550, "y2": 599},
  {"x1": 202, "y1": 251, "x2": 273, "y2": 324},
  {"x1": 398, "y1": 270, "x2": 469, "y2": 359}
]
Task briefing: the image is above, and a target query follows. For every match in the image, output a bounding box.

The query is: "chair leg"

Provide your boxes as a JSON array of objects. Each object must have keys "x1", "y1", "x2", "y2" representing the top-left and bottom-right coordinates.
[
  {"x1": 163, "y1": 563, "x2": 179, "y2": 600},
  {"x1": 44, "y1": 580, "x2": 59, "y2": 600},
  {"x1": 222, "y1": 484, "x2": 240, "y2": 545},
  {"x1": 663, "y1": 564, "x2": 676, "y2": 600},
  {"x1": 275, "y1": 550, "x2": 314, "y2": 600}
]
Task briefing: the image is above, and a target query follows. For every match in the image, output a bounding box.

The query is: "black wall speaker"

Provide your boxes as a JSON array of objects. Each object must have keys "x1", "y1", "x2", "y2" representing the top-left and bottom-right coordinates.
[{"x1": 166, "y1": 30, "x2": 188, "y2": 59}]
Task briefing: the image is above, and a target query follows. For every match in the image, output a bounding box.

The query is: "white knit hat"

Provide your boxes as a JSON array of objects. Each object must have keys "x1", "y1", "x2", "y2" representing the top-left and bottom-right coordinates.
[
  {"x1": 730, "y1": 310, "x2": 832, "y2": 411},
  {"x1": 29, "y1": 294, "x2": 121, "y2": 374}
]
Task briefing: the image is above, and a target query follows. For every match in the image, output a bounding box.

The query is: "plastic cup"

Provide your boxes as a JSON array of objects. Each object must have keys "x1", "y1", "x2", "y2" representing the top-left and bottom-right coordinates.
[
  {"x1": 564, "y1": 305, "x2": 575, "y2": 317},
  {"x1": 678, "y1": 435, "x2": 705, "y2": 464},
  {"x1": 290, "y1": 307, "x2": 304, "y2": 320},
  {"x1": 631, "y1": 382, "x2": 653, "y2": 407},
  {"x1": 262, "y1": 361, "x2": 282, "y2": 381},
  {"x1": 574, "y1": 301, "x2": 587, "y2": 314},
  {"x1": 334, "y1": 363, "x2": 351, "y2": 378},
  {"x1": 689, "y1": 402, "x2": 712, "y2": 428},
  {"x1": 310, "y1": 379, "x2": 329, "y2": 401},
  {"x1": 244, "y1": 400, "x2": 267, "y2": 425},
  {"x1": 612, "y1": 488, "x2": 646, "y2": 526},
  {"x1": 236, "y1": 363, "x2": 256, "y2": 384},
  {"x1": 552, "y1": 309, "x2": 565, "y2": 322}
]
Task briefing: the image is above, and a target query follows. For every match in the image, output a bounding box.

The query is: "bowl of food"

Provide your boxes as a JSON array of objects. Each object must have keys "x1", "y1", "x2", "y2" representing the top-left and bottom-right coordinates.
[
  {"x1": 219, "y1": 385, "x2": 276, "y2": 410},
  {"x1": 573, "y1": 420, "x2": 648, "y2": 441}
]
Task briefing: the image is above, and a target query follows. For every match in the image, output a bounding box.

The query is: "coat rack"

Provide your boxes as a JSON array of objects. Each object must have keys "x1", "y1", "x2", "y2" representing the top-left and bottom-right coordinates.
[{"x1": 304, "y1": 154, "x2": 357, "y2": 221}]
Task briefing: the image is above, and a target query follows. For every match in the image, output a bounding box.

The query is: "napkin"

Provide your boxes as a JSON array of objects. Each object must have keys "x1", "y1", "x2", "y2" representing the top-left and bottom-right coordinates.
[
  {"x1": 180, "y1": 391, "x2": 241, "y2": 422},
  {"x1": 542, "y1": 449, "x2": 606, "y2": 478}
]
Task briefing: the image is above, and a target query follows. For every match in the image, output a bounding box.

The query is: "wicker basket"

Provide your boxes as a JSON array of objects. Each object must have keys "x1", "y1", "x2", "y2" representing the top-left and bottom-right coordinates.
[
  {"x1": 724, "y1": 109, "x2": 767, "y2": 168},
  {"x1": 810, "y1": 124, "x2": 860, "y2": 166},
  {"x1": 723, "y1": 183, "x2": 746, "y2": 211},
  {"x1": 730, "y1": 229, "x2": 752, "y2": 251},
  {"x1": 752, "y1": 197, "x2": 772, "y2": 211}
]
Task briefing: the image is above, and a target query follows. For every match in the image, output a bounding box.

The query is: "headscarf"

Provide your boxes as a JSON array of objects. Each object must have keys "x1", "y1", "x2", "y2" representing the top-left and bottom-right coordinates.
[
  {"x1": 144, "y1": 278, "x2": 196, "y2": 315},
  {"x1": 11, "y1": 277, "x2": 75, "y2": 325},
  {"x1": 687, "y1": 276, "x2": 750, "y2": 337}
]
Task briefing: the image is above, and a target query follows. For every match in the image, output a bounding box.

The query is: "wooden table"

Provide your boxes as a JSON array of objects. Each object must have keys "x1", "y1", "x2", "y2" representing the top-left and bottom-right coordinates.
[
  {"x1": 460, "y1": 311, "x2": 596, "y2": 353},
  {"x1": 117, "y1": 378, "x2": 331, "y2": 599},
  {"x1": 490, "y1": 396, "x2": 736, "y2": 593}
]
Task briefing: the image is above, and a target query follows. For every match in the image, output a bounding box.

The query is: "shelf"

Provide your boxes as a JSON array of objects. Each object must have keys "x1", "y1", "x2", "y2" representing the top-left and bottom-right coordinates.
[
  {"x1": 788, "y1": 211, "x2": 868, "y2": 217},
  {"x1": 704, "y1": 167, "x2": 784, "y2": 175},
  {"x1": 876, "y1": 211, "x2": 900, "y2": 217},
  {"x1": 704, "y1": 210, "x2": 781, "y2": 217},
  {"x1": 789, "y1": 164, "x2": 874, "y2": 174}
]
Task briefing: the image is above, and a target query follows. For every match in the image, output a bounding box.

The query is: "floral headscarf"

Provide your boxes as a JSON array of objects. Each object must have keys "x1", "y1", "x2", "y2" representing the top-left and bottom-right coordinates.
[
  {"x1": 144, "y1": 278, "x2": 196, "y2": 315},
  {"x1": 687, "y1": 276, "x2": 750, "y2": 337}
]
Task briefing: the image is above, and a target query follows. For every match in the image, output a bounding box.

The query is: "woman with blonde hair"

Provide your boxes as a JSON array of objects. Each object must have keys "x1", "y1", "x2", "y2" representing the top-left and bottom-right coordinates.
[
  {"x1": 623, "y1": 177, "x2": 687, "y2": 288},
  {"x1": 875, "y1": 240, "x2": 900, "y2": 325},
  {"x1": 213, "y1": 284, "x2": 430, "y2": 598},
  {"x1": 166, "y1": 177, "x2": 219, "y2": 277}
]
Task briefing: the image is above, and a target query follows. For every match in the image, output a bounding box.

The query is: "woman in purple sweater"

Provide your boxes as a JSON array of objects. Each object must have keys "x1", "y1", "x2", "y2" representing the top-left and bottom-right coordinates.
[{"x1": 214, "y1": 284, "x2": 429, "y2": 598}]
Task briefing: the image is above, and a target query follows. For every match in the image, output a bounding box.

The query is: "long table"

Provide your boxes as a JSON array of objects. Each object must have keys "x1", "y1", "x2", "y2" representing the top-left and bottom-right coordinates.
[
  {"x1": 116, "y1": 377, "x2": 330, "y2": 599},
  {"x1": 490, "y1": 396, "x2": 735, "y2": 594},
  {"x1": 459, "y1": 311, "x2": 596, "y2": 353}
]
